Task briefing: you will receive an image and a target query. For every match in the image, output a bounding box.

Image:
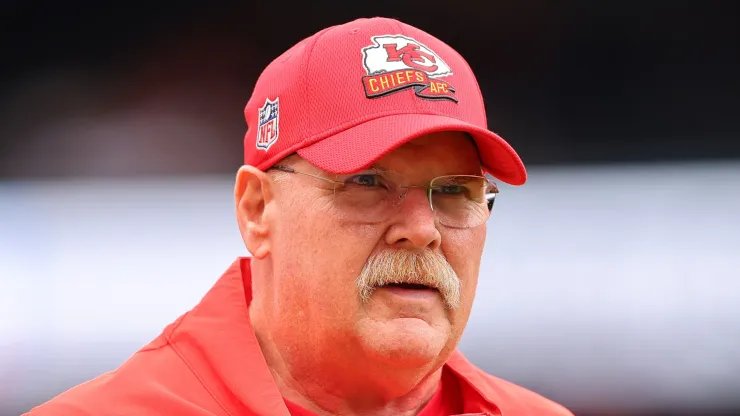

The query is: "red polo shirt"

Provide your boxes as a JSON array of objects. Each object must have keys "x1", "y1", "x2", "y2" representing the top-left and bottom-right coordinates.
[{"x1": 26, "y1": 258, "x2": 573, "y2": 416}]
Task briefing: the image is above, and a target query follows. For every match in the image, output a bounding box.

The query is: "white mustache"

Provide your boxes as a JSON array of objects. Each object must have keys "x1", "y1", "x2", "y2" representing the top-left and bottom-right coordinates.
[{"x1": 355, "y1": 249, "x2": 461, "y2": 310}]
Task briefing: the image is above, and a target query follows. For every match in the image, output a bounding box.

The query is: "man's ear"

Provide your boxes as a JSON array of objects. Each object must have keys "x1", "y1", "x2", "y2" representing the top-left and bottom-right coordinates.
[{"x1": 234, "y1": 165, "x2": 274, "y2": 259}]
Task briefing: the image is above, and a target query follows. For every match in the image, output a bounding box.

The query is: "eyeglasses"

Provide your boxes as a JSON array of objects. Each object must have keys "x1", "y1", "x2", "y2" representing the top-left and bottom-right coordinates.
[{"x1": 269, "y1": 165, "x2": 499, "y2": 229}]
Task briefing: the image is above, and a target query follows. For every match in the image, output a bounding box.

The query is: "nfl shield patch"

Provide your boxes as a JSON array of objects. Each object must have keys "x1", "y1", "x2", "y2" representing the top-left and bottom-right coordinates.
[{"x1": 256, "y1": 97, "x2": 280, "y2": 150}]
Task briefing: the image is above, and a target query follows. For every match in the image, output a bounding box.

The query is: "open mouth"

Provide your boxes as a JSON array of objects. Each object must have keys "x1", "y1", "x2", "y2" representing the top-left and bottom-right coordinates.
[{"x1": 380, "y1": 282, "x2": 437, "y2": 290}]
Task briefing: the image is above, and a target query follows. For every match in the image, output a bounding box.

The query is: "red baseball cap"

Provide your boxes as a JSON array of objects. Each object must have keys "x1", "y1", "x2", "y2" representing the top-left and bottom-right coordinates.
[{"x1": 243, "y1": 17, "x2": 527, "y2": 186}]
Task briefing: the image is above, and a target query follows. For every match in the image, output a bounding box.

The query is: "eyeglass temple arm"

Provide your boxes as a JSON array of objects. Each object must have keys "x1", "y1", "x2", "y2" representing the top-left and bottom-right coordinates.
[
  {"x1": 270, "y1": 165, "x2": 345, "y2": 186},
  {"x1": 270, "y1": 165, "x2": 295, "y2": 173}
]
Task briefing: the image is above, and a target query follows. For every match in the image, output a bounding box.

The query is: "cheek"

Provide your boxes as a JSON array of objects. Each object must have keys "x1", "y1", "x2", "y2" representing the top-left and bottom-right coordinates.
[
  {"x1": 443, "y1": 226, "x2": 485, "y2": 269},
  {"x1": 442, "y1": 227, "x2": 485, "y2": 298},
  {"x1": 270, "y1": 193, "x2": 380, "y2": 315},
  {"x1": 441, "y1": 229, "x2": 484, "y2": 340}
]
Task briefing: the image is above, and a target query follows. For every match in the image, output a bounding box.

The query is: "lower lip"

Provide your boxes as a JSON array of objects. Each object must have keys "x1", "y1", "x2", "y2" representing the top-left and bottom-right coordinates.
[{"x1": 378, "y1": 286, "x2": 440, "y2": 301}]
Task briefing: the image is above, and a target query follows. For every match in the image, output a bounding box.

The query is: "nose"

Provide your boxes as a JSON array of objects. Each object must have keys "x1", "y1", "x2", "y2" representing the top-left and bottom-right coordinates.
[{"x1": 384, "y1": 187, "x2": 442, "y2": 251}]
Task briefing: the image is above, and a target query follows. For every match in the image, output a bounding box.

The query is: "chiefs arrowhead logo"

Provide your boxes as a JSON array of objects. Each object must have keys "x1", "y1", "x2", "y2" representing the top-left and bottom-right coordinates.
[{"x1": 361, "y1": 35, "x2": 457, "y2": 103}]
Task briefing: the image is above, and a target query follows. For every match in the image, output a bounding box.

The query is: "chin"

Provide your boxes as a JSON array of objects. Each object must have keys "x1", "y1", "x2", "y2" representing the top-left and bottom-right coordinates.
[{"x1": 359, "y1": 317, "x2": 450, "y2": 369}]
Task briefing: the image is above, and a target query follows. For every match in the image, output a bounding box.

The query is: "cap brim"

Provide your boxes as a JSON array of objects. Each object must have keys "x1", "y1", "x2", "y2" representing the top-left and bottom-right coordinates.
[{"x1": 296, "y1": 114, "x2": 527, "y2": 186}]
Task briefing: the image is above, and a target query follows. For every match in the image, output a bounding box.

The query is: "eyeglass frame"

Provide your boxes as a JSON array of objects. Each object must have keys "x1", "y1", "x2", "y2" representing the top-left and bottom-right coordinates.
[{"x1": 267, "y1": 164, "x2": 500, "y2": 228}]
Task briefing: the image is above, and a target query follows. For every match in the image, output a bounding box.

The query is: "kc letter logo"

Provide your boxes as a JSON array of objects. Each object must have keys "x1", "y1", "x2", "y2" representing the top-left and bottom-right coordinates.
[{"x1": 361, "y1": 35, "x2": 457, "y2": 103}]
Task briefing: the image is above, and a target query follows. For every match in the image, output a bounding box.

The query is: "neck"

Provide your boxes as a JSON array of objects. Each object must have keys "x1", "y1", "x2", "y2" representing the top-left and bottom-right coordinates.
[
  {"x1": 272, "y1": 355, "x2": 443, "y2": 416},
  {"x1": 250, "y1": 309, "x2": 443, "y2": 416}
]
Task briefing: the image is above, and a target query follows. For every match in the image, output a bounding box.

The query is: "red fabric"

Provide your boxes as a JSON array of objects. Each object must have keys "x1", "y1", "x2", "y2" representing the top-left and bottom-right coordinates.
[
  {"x1": 242, "y1": 17, "x2": 527, "y2": 186},
  {"x1": 25, "y1": 258, "x2": 573, "y2": 416},
  {"x1": 417, "y1": 367, "x2": 465, "y2": 416}
]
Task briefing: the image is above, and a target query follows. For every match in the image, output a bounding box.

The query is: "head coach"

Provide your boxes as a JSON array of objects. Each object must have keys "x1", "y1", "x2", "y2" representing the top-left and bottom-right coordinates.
[{"x1": 27, "y1": 17, "x2": 574, "y2": 416}]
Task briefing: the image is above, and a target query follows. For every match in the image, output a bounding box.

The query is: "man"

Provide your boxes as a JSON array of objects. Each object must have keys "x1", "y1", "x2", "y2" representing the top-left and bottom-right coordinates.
[{"x1": 27, "y1": 17, "x2": 573, "y2": 416}]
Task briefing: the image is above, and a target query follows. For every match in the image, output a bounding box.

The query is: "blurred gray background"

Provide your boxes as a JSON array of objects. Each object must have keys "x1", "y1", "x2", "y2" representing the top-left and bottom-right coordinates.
[{"x1": 1, "y1": 1, "x2": 739, "y2": 415}]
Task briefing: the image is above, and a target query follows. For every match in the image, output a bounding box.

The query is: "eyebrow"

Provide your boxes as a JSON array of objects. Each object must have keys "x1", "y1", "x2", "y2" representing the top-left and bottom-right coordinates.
[{"x1": 367, "y1": 163, "x2": 392, "y2": 174}]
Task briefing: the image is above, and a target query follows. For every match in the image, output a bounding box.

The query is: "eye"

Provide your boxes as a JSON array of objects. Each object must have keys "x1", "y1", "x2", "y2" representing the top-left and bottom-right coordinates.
[
  {"x1": 436, "y1": 184, "x2": 465, "y2": 195},
  {"x1": 346, "y1": 174, "x2": 387, "y2": 188}
]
